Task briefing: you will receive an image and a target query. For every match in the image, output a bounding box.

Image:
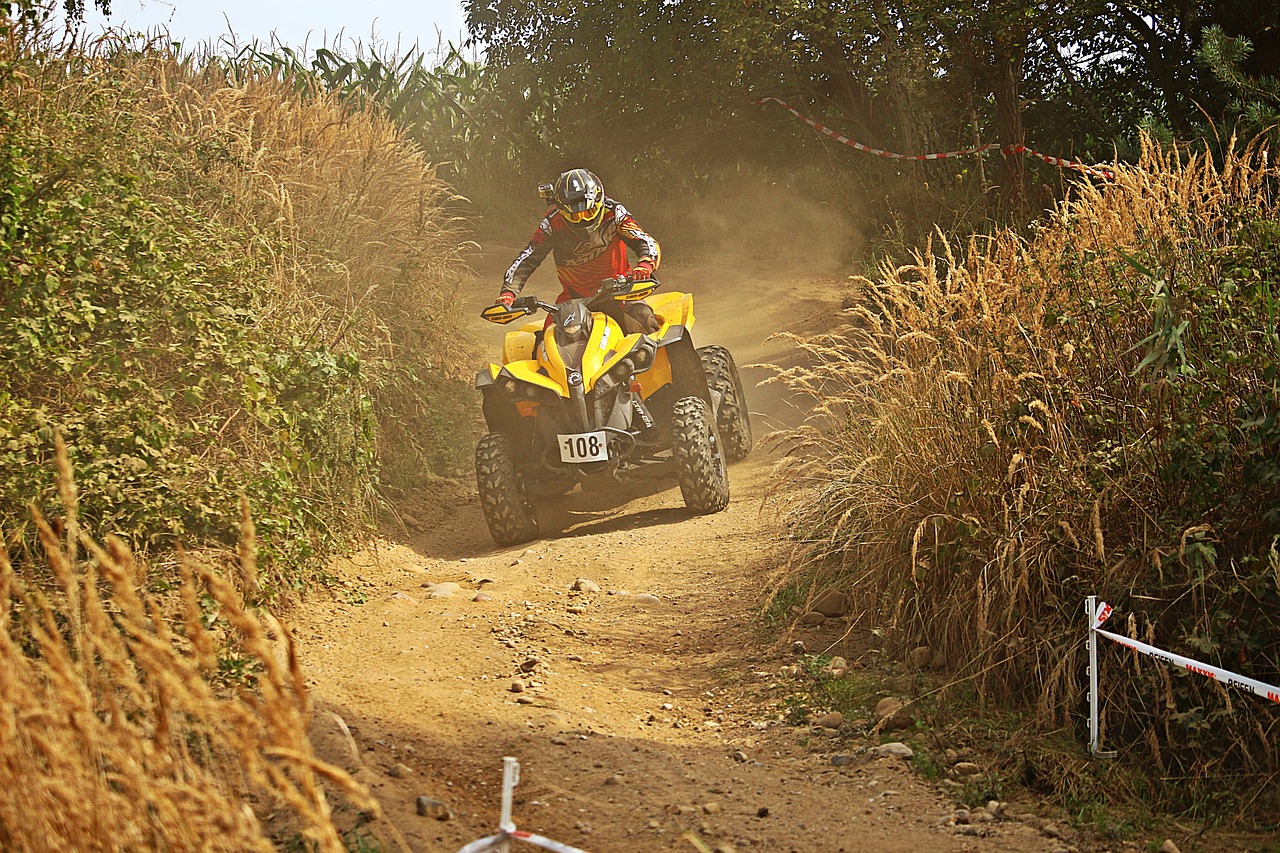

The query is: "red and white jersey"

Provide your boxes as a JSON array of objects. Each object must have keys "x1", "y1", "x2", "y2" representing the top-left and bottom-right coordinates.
[{"x1": 503, "y1": 198, "x2": 660, "y2": 301}]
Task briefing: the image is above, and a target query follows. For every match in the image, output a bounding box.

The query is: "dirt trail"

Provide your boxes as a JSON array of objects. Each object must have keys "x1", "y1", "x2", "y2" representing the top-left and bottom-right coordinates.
[{"x1": 288, "y1": 253, "x2": 1064, "y2": 852}]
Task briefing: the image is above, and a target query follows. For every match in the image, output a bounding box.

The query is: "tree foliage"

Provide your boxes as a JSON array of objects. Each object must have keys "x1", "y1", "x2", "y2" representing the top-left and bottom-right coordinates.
[{"x1": 462, "y1": 0, "x2": 1280, "y2": 225}]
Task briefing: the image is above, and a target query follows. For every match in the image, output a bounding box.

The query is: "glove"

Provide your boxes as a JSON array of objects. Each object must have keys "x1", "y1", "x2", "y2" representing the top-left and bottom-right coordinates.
[
  {"x1": 630, "y1": 261, "x2": 653, "y2": 282},
  {"x1": 496, "y1": 290, "x2": 516, "y2": 308}
]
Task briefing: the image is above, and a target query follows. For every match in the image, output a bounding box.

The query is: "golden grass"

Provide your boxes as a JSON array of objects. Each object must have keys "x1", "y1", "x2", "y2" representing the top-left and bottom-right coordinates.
[
  {"x1": 763, "y1": 134, "x2": 1280, "y2": 741},
  {"x1": 0, "y1": 437, "x2": 374, "y2": 851}
]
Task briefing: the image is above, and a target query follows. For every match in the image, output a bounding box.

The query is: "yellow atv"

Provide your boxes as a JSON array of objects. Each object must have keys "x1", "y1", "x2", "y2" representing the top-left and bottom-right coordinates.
[{"x1": 475, "y1": 276, "x2": 752, "y2": 547}]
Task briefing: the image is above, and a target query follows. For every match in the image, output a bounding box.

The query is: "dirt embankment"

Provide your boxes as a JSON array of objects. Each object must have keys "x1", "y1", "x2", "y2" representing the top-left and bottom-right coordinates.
[{"x1": 286, "y1": 255, "x2": 1079, "y2": 852}]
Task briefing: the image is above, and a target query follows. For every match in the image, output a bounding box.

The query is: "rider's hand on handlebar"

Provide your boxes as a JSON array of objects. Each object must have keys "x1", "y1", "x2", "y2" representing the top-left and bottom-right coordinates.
[
  {"x1": 630, "y1": 261, "x2": 653, "y2": 282},
  {"x1": 496, "y1": 290, "x2": 516, "y2": 308}
]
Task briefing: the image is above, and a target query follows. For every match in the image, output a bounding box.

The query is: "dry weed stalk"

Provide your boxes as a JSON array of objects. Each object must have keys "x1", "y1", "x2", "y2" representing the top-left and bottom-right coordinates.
[
  {"x1": 0, "y1": 445, "x2": 374, "y2": 851},
  {"x1": 765, "y1": 133, "x2": 1280, "y2": 757}
]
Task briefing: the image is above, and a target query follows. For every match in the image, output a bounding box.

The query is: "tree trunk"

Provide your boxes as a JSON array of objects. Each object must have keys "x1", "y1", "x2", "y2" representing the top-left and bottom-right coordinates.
[{"x1": 992, "y1": 30, "x2": 1026, "y2": 213}]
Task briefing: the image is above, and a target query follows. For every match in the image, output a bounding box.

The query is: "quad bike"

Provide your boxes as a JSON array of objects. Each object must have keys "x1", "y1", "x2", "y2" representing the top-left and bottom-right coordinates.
[{"x1": 474, "y1": 276, "x2": 752, "y2": 547}]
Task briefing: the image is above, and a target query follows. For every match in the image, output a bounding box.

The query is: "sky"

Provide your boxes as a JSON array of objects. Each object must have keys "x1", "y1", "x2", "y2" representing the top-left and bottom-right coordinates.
[{"x1": 70, "y1": 0, "x2": 471, "y2": 56}]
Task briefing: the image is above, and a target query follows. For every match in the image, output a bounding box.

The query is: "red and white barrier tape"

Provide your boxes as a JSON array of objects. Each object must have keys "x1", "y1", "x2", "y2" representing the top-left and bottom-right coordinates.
[
  {"x1": 457, "y1": 830, "x2": 590, "y2": 853},
  {"x1": 755, "y1": 97, "x2": 1115, "y2": 180},
  {"x1": 1092, "y1": 601, "x2": 1280, "y2": 705}
]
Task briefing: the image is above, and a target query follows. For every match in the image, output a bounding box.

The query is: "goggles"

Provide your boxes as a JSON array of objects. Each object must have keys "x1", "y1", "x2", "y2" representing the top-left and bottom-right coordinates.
[{"x1": 561, "y1": 199, "x2": 602, "y2": 224}]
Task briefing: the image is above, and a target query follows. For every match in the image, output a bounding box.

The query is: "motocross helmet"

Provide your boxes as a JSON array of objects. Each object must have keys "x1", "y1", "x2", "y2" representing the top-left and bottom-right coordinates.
[{"x1": 551, "y1": 168, "x2": 604, "y2": 227}]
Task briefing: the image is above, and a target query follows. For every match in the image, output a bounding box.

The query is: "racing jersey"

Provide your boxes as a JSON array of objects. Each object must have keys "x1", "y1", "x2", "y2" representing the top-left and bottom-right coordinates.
[{"x1": 503, "y1": 198, "x2": 660, "y2": 301}]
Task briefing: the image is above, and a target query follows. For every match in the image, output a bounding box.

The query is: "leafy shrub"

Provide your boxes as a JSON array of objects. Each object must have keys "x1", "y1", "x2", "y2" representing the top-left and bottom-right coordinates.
[{"x1": 0, "y1": 23, "x2": 474, "y2": 590}]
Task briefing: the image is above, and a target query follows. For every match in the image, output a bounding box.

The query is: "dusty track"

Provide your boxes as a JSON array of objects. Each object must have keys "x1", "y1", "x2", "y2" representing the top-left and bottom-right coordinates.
[{"x1": 288, "y1": 253, "x2": 1062, "y2": 852}]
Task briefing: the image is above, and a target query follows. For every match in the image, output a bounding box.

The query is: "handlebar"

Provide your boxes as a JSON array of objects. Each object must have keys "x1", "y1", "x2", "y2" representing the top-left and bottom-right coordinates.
[{"x1": 481, "y1": 274, "x2": 660, "y2": 324}]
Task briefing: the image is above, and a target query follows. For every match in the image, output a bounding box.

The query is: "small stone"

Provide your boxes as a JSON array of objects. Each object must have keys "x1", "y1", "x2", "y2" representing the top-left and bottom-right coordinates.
[
  {"x1": 550, "y1": 736, "x2": 568, "y2": 746},
  {"x1": 572, "y1": 578, "x2": 601, "y2": 593},
  {"x1": 906, "y1": 646, "x2": 932, "y2": 670},
  {"x1": 813, "y1": 711, "x2": 844, "y2": 729},
  {"x1": 986, "y1": 800, "x2": 1003, "y2": 817},
  {"x1": 831, "y1": 754, "x2": 858, "y2": 766},
  {"x1": 731, "y1": 750, "x2": 749, "y2": 763},
  {"x1": 515, "y1": 696, "x2": 535, "y2": 705},
  {"x1": 604, "y1": 774, "x2": 624, "y2": 786},
  {"x1": 567, "y1": 605, "x2": 586, "y2": 614},
  {"x1": 702, "y1": 802, "x2": 721, "y2": 815},
  {"x1": 873, "y1": 697, "x2": 905, "y2": 720},
  {"x1": 389, "y1": 592, "x2": 416, "y2": 603},
  {"x1": 1158, "y1": 841, "x2": 1181, "y2": 853},
  {"x1": 633, "y1": 593, "x2": 661, "y2": 605},
  {"x1": 510, "y1": 680, "x2": 526, "y2": 693},
  {"x1": 473, "y1": 592, "x2": 493, "y2": 602},
  {"x1": 416, "y1": 796, "x2": 453, "y2": 820},
  {"x1": 755, "y1": 806, "x2": 769, "y2": 818},
  {"x1": 954, "y1": 809, "x2": 971, "y2": 825},
  {"x1": 811, "y1": 588, "x2": 850, "y2": 617},
  {"x1": 424, "y1": 582, "x2": 461, "y2": 599},
  {"x1": 387, "y1": 763, "x2": 413, "y2": 778},
  {"x1": 567, "y1": 654, "x2": 583, "y2": 662},
  {"x1": 519, "y1": 658, "x2": 540, "y2": 673},
  {"x1": 952, "y1": 761, "x2": 981, "y2": 777},
  {"x1": 972, "y1": 809, "x2": 994, "y2": 824},
  {"x1": 1039, "y1": 825, "x2": 1063, "y2": 839},
  {"x1": 871, "y1": 742, "x2": 914, "y2": 760},
  {"x1": 821, "y1": 656, "x2": 848, "y2": 676},
  {"x1": 713, "y1": 845, "x2": 737, "y2": 853},
  {"x1": 791, "y1": 640, "x2": 807, "y2": 654},
  {"x1": 796, "y1": 611, "x2": 826, "y2": 627},
  {"x1": 510, "y1": 559, "x2": 522, "y2": 567}
]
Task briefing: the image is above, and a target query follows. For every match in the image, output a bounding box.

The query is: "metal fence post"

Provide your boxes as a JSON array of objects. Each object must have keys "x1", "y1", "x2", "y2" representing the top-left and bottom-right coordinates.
[
  {"x1": 1086, "y1": 596, "x2": 1116, "y2": 758},
  {"x1": 497, "y1": 756, "x2": 519, "y2": 852}
]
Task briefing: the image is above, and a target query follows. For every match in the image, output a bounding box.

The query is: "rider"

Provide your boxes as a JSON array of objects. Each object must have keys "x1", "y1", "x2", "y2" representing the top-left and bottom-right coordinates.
[{"x1": 496, "y1": 168, "x2": 661, "y2": 335}]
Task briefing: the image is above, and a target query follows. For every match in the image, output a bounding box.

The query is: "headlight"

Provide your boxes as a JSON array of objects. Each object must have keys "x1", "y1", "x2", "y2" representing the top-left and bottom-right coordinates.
[
  {"x1": 562, "y1": 320, "x2": 583, "y2": 337},
  {"x1": 632, "y1": 346, "x2": 652, "y2": 366},
  {"x1": 501, "y1": 378, "x2": 519, "y2": 395},
  {"x1": 610, "y1": 358, "x2": 634, "y2": 382}
]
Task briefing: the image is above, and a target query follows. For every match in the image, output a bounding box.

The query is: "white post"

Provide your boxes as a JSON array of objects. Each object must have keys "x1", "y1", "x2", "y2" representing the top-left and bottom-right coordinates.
[
  {"x1": 1086, "y1": 596, "x2": 1116, "y2": 758},
  {"x1": 497, "y1": 756, "x2": 520, "y2": 852}
]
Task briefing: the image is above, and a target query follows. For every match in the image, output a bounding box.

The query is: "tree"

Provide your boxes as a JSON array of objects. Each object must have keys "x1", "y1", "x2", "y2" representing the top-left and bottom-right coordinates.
[{"x1": 2, "y1": 0, "x2": 111, "y2": 20}]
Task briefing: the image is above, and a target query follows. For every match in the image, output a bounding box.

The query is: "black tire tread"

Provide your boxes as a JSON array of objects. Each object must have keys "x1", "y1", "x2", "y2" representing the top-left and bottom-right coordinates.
[
  {"x1": 698, "y1": 344, "x2": 753, "y2": 461},
  {"x1": 475, "y1": 432, "x2": 539, "y2": 547},
  {"x1": 671, "y1": 396, "x2": 730, "y2": 514}
]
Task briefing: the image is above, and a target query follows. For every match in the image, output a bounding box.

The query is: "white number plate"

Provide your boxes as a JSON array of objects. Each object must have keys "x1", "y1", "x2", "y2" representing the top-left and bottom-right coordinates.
[{"x1": 558, "y1": 431, "x2": 608, "y2": 463}]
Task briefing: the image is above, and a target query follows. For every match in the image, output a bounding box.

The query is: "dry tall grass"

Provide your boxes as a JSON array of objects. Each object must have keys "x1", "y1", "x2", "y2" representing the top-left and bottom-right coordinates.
[
  {"x1": 0, "y1": 437, "x2": 373, "y2": 851},
  {"x1": 765, "y1": 135, "x2": 1280, "y2": 814}
]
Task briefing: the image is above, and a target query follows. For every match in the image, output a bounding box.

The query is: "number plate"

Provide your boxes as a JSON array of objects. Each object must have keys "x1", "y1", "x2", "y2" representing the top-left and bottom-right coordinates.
[{"x1": 558, "y1": 431, "x2": 608, "y2": 463}]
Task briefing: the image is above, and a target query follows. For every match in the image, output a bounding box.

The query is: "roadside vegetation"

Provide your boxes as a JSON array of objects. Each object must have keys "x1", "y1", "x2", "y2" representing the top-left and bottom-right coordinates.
[
  {"x1": 763, "y1": 137, "x2": 1280, "y2": 828},
  {"x1": 0, "y1": 19, "x2": 475, "y2": 591}
]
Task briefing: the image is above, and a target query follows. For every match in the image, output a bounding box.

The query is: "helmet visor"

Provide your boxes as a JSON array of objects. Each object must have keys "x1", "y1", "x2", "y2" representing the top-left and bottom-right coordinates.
[{"x1": 561, "y1": 198, "x2": 602, "y2": 223}]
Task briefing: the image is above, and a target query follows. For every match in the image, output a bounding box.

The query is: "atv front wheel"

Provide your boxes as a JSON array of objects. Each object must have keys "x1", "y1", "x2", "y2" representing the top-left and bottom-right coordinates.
[
  {"x1": 671, "y1": 396, "x2": 730, "y2": 514},
  {"x1": 476, "y1": 432, "x2": 539, "y2": 547},
  {"x1": 698, "y1": 344, "x2": 753, "y2": 461}
]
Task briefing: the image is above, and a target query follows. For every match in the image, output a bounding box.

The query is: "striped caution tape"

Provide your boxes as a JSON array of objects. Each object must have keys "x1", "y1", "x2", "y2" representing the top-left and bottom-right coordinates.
[
  {"x1": 457, "y1": 830, "x2": 591, "y2": 853},
  {"x1": 1092, "y1": 601, "x2": 1280, "y2": 705},
  {"x1": 755, "y1": 97, "x2": 1115, "y2": 180}
]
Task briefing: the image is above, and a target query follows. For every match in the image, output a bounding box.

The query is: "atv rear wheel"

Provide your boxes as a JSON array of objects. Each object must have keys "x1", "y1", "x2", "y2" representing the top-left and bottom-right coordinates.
[
  {"x1": 698, "y1": 344, "x2": 753, "y2": 462},
  {"x1": 476, "y1": 432, "x2": 539, "y2": 547},
  {"x1": 671, "y1": 396, "x2": 729, "y2": 514}
]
